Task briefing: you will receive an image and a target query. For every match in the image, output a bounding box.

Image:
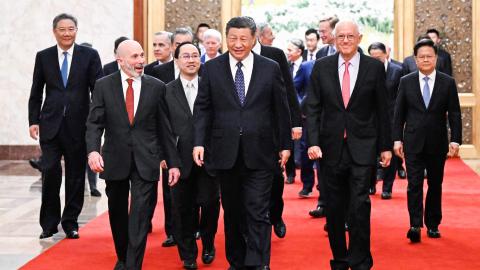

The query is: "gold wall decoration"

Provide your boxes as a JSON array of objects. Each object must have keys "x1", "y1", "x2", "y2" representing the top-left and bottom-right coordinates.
[{"x1": 165, "y1": 0, "x2": 222, "y2": 33}]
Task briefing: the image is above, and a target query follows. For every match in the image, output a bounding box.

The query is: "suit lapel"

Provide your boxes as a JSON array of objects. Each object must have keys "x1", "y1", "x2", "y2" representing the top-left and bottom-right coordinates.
[
  {"x1": 49, "y1": 46, "x2": 64, "y2": 88},
  {"x1": 329, "y1": 54, "x2": 344, "y2": 108},
  {"x1": 172, "y1": 78, "x2": 192, "y2": 116},
  {"x1": 244, "y1": 54, "x2": 259, "y2": 106},
  {"x1": 427, "y1": 74, "x2": 442, "y2": 110},
  {"x1": 410, "y1": 73, "x2": 427, "y2": 111},
  {"x1": 111, "y1": 72, "x2": 131, "y2": 126},
  {"x1": 67, "y1": 44, "x2": 80, "y2": 89},
  {"x1": 347, "y1": 54, "x2": 367, "y2": 108}
]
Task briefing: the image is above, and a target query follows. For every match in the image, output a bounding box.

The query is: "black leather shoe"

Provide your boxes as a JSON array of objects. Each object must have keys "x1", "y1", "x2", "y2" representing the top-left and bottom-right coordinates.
[
  {"x1": 273, "y1": 219, "x2": 286, "y2": 238},
  {"x1": 162, "y1": 235, "x2": 176, "y2": 247},
  {"x1": 39, "y1": 229, "x2": 58, "y2": 239},
  {"x1": 194, "y1": 231, "x2": 201, "y2": 240},
  {"x1": 183, "y1": 260, "x2": 198, "y2": 269},
  {"x1": 398, "y1": 168, "x2": 407, "y2": 179},
  {"x1": 427, "y1": 227, "x2": 441, "y2": 238},
  {"x1": 309, "y1": 205, "x2": 326, "y2": 218},
  {"x1": 381, "y1": 191, "x2": 392, "y2": 200},
  {"x1": 285, "y1": 176, "x2": 294, "y2": 184},
  {"x1": 90, "y1": 188, "x2": 102, "y2": 197},
  {"x1": 29, "y1": 158, "x2": 42, "y2": 172},
  {"x1": 201, "y1": 247, "x2": 215, "y2": 264},
  {"x1": 369, "y1": 186, "x2": 376, "y2": 195},
  {"x1": 113, "y1": 260, "x2": 126, "y2": 270},
  {"x1": 407, "y1": 227, "x2": 421, "y2": 243},
  {"x1": 65, "y1": 230, "x2": 80, "y2": 239},
  {"x1": 298, "y1": 189, "x2": 312, "y2": 198}
]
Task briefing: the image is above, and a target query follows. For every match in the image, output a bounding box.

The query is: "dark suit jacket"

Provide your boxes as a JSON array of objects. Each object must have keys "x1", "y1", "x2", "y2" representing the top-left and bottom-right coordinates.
[
  {"x1": 151, "y1": 60, "x2": 175, "y2": 84},
  {"x1": 163, "y1": 77, "x2": 213, "y2": 179},
  {"x1": 385, "y1": 62, "x2": 403, "y2": 117},
  {"x1": 393, "y1": 71, "x2": 461, "y2": 154},
  {"x1": 294, "y1": 60, "x2": 314, "y2": 115},
  {"x1": 302, "y1": 50, "x2": 319, "y2": 62},
  {"x1": 438, "y1": 48, "x2": 452, "y2": 76},
  {"x1": 402, "y1": 53, "x2": 452, "y2": 76},
  {"x1": 305, "y1": 53, "x2": 392, "y2": 166},
  {"x1": 390, "y1": 59, "x2": 403, "y2": 67},
  {"x1": 193, "y1": 53, "x2": 292, "y2": 170},
  {"x1": 85, "y1": 71, "x2": 180, "y2": 181},
  {"x1": 28, "y1": 44, "x2": 102, "y2": 141},
  {"x1": 260, "y1": 44, "x2": 301, "y2": 127},
  {"x1": 144, "y1": 60, "x2": 160, "y2": 76},
  {"x1": 103, "y1": 60, "x2": 118, "y2": 76}
]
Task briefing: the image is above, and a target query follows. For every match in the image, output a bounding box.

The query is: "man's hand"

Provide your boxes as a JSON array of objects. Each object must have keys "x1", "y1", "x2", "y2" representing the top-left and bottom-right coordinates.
[
  {"x1": 393, "y1": 141, "x2": 404, "y2": 159},
  {"x1": 88, "y1": 151, "x2": 104, "y2": 173},
  {"x1": 160, "y1": 160, "x2": 168, "y2": 169},
  {"x1": 380, "y1": 151, "x2": 392, "y2": 167},
  {"x1": 193, "y1": 146, "x2": 204, "y2": 167},
  {"x1": 291, "y1": 127, "x2": 302, "y2": 140},
  {"x1": 308, "y1": 146, "x2": 322, "y2": 160},
  {"x1": 279, "y1": 150, "x2": 291, "y2": 168},
  {"x1": 168, "y1": 168, "x2": 181, "y2": 186},
  {"x1": 29, "y1": 125, "x2": 39, "y2": 140},
  {"x1": 447, "y1": 142, "x2": 460, "y2": 158}
]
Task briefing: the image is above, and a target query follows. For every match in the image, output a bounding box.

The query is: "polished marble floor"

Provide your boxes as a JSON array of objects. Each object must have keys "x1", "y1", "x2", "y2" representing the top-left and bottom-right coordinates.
[
  {"x1": 0, "y1": 161, "x2": 108, "y2": 270},
  {"x1": 1, "y1": 159, "x2": 480, "y2": 270}
]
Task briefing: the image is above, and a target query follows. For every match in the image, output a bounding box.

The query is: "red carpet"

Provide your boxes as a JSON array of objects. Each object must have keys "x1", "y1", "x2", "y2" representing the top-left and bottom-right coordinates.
[{"x1": 21, "y1": 158, "x2": 480, "y2": 269}]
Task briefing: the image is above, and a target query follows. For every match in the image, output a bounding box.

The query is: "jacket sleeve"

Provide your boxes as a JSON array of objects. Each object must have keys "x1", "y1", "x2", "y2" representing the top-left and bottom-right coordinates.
[
  {"x1": 393, "y1": 77, "x2": 407, "y2": 142},
  {"x1": 193, "y1": 64, "x2": 213, "y2": 147},
  {"x1": 447, "y1": 78, "x2": 462, "y2": 144},
  {"x1": 374, "y1": 62, "x2": 392, "y2": 152},
  {"x1": 272, "y1": 63, "x2": 292, "y2": 151},
  {"x1": 277, "y1": 52, "x2": 301, "y2": 128},
  {"x1": 88, "y1": 49, "x2": 103, "y2": 93},
  {"x1": 28, "y1": 52, "x2": 45, "y2": 126},
  {"x1": 85, "y1": 79, "x2": 106, "y2": 154},
  {"x1": 305, "y1": 62, "x2": 323, "y2": 147}
]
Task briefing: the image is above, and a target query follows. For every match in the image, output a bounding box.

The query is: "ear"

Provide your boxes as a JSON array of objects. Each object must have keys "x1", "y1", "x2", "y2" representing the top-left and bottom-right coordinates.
[{"x1": 358, "y1": 34, "x2": 363, "y2": 43}]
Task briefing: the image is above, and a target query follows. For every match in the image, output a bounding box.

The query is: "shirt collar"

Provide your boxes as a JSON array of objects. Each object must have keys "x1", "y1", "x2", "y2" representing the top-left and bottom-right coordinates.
[
  {"x1": 252, "y1": 41, "x2": 261, "y2": 54},
  {"x1": 338, "y1": 51, "x2": 360, "y2": 69},
  {"x1": 384, "y1": 60, "x2": 388, "y2": 72},
  {"x1": 120, "y1": 68, "x2": 142, "y2": 83},
  {"x1": 229, "y1": 51, "x2": 254, "y2": 70},
  {"x1": 419, "y1": 69, "x2": 436, "y2": 82},
  {"x1": 308, "y1": 48, "x2": 319, "y2": 55},
  {"x1": 180, "y1": 75, "x2": 199, "y2": 89},
  {"x1": 57, "y1": 44, "x2": 74, "y2": 58}
]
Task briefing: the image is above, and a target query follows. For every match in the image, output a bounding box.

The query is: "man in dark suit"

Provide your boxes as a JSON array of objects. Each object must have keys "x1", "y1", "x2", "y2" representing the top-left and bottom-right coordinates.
[
  {"x1": 144, "y1": 31, "x2": 173, "y2": 76},
  {"x1": 302, "y1": 28, "x2": 320, "y2": 61},
  {"x1": 393, "y1": 38, "x2": 461, "y2": 243},
  {"x1": 368, "y1": 42, "x2": 403, "y2": 199},
  {"x1": 316, "y1": 16, "x2": 340, "y2": 59},
  {"x1": 86, "y1": 40, "x2": 181, "y2": 270},
  {"x1": 427, "y1": 28, "x2": 453, "y2": 77},
  {"x1": 252, "y1": 24, "x2": 302, "y2": 240},
  {"x1": 306, "y1": 20, "x2": 392, "y2": 270},
  {"x1": 103, "y1": 36, "x2": 129, "y2": 76},
  {"x1": 163, "y1": 42, "x2": 220, "y2": 269},
  {"x1": 150, "y1": 27, "x2": 194, "y2": 247},
  {"x1": 200, "y1": 29, "x2": 222, "y2": 63},
  {"x1": 402, "y1": 35, "x2": 452, "y2": 76},
  {"x1": 28, "y1": 13, "x2": 102, "y2": 240},
  {"x1": 256, "y1": 22, "x2": 276, "y2": 46},
  {"x1": 193, "y1": 16, "x2": 291, "y2": 270}
]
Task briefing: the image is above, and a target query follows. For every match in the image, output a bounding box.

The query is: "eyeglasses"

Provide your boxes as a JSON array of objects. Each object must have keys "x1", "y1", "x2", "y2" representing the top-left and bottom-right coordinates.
[
  {"x1": 336, "y1": 34, "x2": 356, "y2": 41},
  {"x1": 180, "y1": 54, "x2": 200, "y2": 60},
  {"x1": 56, "y1": 27, "x2": 77, "y2": 34}
]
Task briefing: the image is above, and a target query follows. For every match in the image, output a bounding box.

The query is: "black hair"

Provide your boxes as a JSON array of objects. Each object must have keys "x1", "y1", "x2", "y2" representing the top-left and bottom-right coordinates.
[
  {"x1": 426, "y1": 28, "x2": 440, "y2": 38},
  {"x1": 367, "y1": 42, "x2": 386, "y2": 54},
  {"x1": 226, "y1": 16, "x2": 257, "y2": 37},
  {"x1": 174, "y1": 42, "x2": 201, "y2": 59},
  {"x1": 305, "y1": 28, "x2": 319, "y2": 40},
  {"x1": 414, "y1": 38, "x2": 437, "y2": 56},
  {"x1": 114, "y1": 36, "x2": 129, "y2": 53},
  {"x1": 53, "y1": 13, "x2": 77, "y2": 29}
]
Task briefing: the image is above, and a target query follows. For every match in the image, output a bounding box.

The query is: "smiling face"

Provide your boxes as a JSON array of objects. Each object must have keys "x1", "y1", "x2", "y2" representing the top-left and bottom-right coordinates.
[
  {"x1": 53, "y1": 19, "x2": 77, "y2": 50},
  {"x1": 319, "y1": 21, "x2": 334, "y2": 45},
  {"x1": 226, "y1": 27, "x2": 255, "y2": 62},
  {"x1": 415, "y1": 46, "x2": 437, "y2": 75},
  {"x1": 177, "y1": 44, "x2": 201, "y2": 77},
  {"x1": 117, "y1": 40, "x2": 145, "y2": 77},
  {"x1": 334, "y1": 21, "x2": 362, "y2": 61}
]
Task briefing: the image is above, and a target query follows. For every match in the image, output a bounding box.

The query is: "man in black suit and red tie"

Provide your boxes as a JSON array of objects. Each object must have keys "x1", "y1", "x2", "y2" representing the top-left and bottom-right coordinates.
[
  {"x1": 28, "y1": 13, "x2": 102, "y2": 240},
  {"x1": 393, "y1": 38, "x2": 461, "y2": 243},
  {"x1": 86, "y1": 40, "x2": 181, "y2": 270},
  {"x1": 306, "y1": 20, "x2": 392, "y2": 270},
  {"x1": 193, "y1": 16, "x2": 291, "y2": 270}
]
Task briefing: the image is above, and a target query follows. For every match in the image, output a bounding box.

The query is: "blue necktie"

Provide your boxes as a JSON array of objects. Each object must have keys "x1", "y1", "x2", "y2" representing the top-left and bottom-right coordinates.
[
  {"x1": 422, "y1": 76, "x2": 431, "y2": 108},
  {"x1": 235, "y1": 62, "x2": 245, "y2": 106},
  {"x1": 61, "y1": 51, "x2": 68, "y2": 88}
]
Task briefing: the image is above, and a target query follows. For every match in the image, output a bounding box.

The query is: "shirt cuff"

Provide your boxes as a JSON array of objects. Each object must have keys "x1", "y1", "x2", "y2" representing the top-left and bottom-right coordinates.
[
  {"x1": 450, "y1": 142, "x2": 460, "y2": 146},
  {"x1": 292, "y1": 127, "x2": 302, "y2": 131},
  {"x1": 394, "y1": 141, "x2": 403, "y2": 146}
]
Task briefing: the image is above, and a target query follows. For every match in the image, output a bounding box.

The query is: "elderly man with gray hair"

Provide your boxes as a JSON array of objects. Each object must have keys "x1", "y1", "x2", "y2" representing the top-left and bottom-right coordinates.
[
  {"x1": 256, "y1": 22, "x2": 275, "y2": 46},
  {"x1": 201, "y1": 28, "x2": 222, "y2": 63}
]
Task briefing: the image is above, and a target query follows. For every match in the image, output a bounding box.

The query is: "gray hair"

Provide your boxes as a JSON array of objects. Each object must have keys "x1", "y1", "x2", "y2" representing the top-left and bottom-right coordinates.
[
  {"x1": 154, "y1": 31, "x2": 174, "y2": 44},
  {"x1": 289, "y1": 38, "x2": 305, "y2": 52},
  {"x1": 257, "y1": 22, "x2": 271, "y2": 35},
  {"x1": 173, "y1": 27, "x2": 194, "y2": 41},
  {"x1": 202, "y1": 29, "x2": 222, "y2": 42},
  {"x1": 333, "y1": 19, "x2": 362, "y2": 36},
  {"x1": 52, "y1": 13, "x2": 77, "y2": 29}
]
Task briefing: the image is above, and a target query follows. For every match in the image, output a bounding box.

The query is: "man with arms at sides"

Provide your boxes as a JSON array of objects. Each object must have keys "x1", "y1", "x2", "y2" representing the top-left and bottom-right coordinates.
[
  {"x1": 200, "y1": 29, "x2": 222, "y2": 63},
  {"x1": 284, "y1": 38, "x2": 305, "y2": 185},
  {"x1": 144, "y1": 31, "x2": 173, "y2": 76},
  {"x1": 193, "y1": 16, "x2": 291, "y2": 270},
  {"x1": 368, "y1": 42, "x2": 403, "y2": 200},
  {"x1": 317, "y1": 16, "x2": 339, "y2": 58},
  {"x1": 303, "y1": 28, "x2": 320, "y2": 61},
  {"x1": 426, "y1": 28, "x2": 453, "y2": 77},
  {"x1": 150, "y1": 27, "x2": 193, "y2": 247},
  {"x1": 28, "y1": 13, "x2": 102, "y2": 240},
  {"x1": 306, "y1": 20, "x2": 392, "y2": 270},
  {"x1": 256, "y1": 22, "x2": 276, "y2": 46},
  {"x1": 164, "y1": 42, "x2": 220, "y2": 269},
  {"x1": 86, "y1": 40, "x2": 181, "y2": 270},
  {"x1": 103, "y1": 36, "x2": 129, "y2": 76},
  {"x1": 393, "y1": 39, "x2": 461, "y2": 243},
  {"x1": 252, "y1": 21, "x2": 302, "y2": 241},
  {"x1": 403, "y1": 35, "x2": 452, "y2": 76}
]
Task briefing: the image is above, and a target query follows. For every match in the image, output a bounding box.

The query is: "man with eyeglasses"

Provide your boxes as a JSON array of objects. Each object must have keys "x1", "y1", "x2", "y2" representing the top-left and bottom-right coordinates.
[
  {"x1": 28, "y1": 13, "x2": 102, "y2": 240},
  {"x1": 393, "y1": 38, "x2": 461, "y2": 243},
  {"x1": 305, "y1": 20, "x2": 392, "y2": 270},
  {"x1": 162, "y1": 42, "x2": 220, "y2": 269}
]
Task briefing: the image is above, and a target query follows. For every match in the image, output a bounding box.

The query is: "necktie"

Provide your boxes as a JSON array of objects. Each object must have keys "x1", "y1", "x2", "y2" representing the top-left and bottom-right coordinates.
[
  {"x1": 126, "y1": 79, "x2": 134, "y2": 124},
  {"x1": 342, "y1": 62, "x2": 350, "y2": 138},
  {"x1": 422, "y1": 76, "x2": 431, "y2": 108},
  {"x1": 61, "y1": 51, "x2": 68, "y2": 88},
  {"x1": 329, "y1": 46, "x2": 336, "y2": 56},
  {"x1": 235, "y1": 62, "x2": 245, "y2": 106},
  {"x1": 186, "y1": 82, "x2": 195, "y2": 113},
  {"x1": 309, "y1": 53, "x2": 313, "y2": 61},
  {"x1": 290, "y1": 62, "x2": 295, "y2": 77}
]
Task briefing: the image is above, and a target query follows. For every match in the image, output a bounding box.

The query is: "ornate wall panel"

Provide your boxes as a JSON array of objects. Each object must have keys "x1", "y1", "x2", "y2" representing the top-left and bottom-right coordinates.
[
  {"x1": 165, "y1": 0, "x2": 222, "y2": 32},
  {"x1": 462, "y1": 107, "x2": 473, "y2": 144}
]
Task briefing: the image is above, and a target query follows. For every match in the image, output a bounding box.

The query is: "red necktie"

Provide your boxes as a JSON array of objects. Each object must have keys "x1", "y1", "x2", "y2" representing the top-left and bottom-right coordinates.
[
  {"x1": 126, "y1": 78, "x2": 134, "y2": 124},
  {"x1": 342, "y1": 62, "x2": 350, "y2": 137}
]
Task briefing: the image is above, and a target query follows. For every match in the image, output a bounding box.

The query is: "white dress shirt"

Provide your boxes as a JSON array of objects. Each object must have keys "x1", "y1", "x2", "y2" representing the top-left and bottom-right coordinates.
[
  {"x1": 57, "y1": 45, "x2": 74, "y2": 78},
  {"x1": 252, "y1": 41, "x2": 261, "y2": 54},
  {"x1": 419, "y1": 70, "x2": 436, "y2": 98},
  {"x1": 229, "y1": 52, "x2": 254, "y2": 95},
  {"x1": 174, "y1": 61, "x2": 180, "y2": 79},
  {"x1": 338, "y1": 52, "x2": 360, "y2": 96},
  {"x1": 120, "y1": 69, "x2": 142, "y2": 115},
  {"x1": 204, "y1": 52, "x2": 221, "y2": 62},
  {"x1": 292, "y1": 57, "x2": 303, "y2": 78},
  {"x1": 180, "y1": 75, "x2": 199, "y2": 113},
  {"x1": 307, "y1": 48, "x2": 319, "y2": 61}
]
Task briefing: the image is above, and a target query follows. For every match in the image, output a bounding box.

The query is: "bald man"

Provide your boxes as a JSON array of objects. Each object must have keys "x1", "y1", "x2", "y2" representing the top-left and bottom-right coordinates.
[
  {"x1": 306, "y1": 20, "x2": 391, "y2": 270},
  {"x1": 86, "y1": 40, "x2": 181, "y2": 270}
]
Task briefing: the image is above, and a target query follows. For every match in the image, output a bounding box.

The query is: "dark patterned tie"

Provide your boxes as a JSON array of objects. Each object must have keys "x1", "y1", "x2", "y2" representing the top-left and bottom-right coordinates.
[{"x1": 235, "y1": 62, "x2": 245, "y2": 106}]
